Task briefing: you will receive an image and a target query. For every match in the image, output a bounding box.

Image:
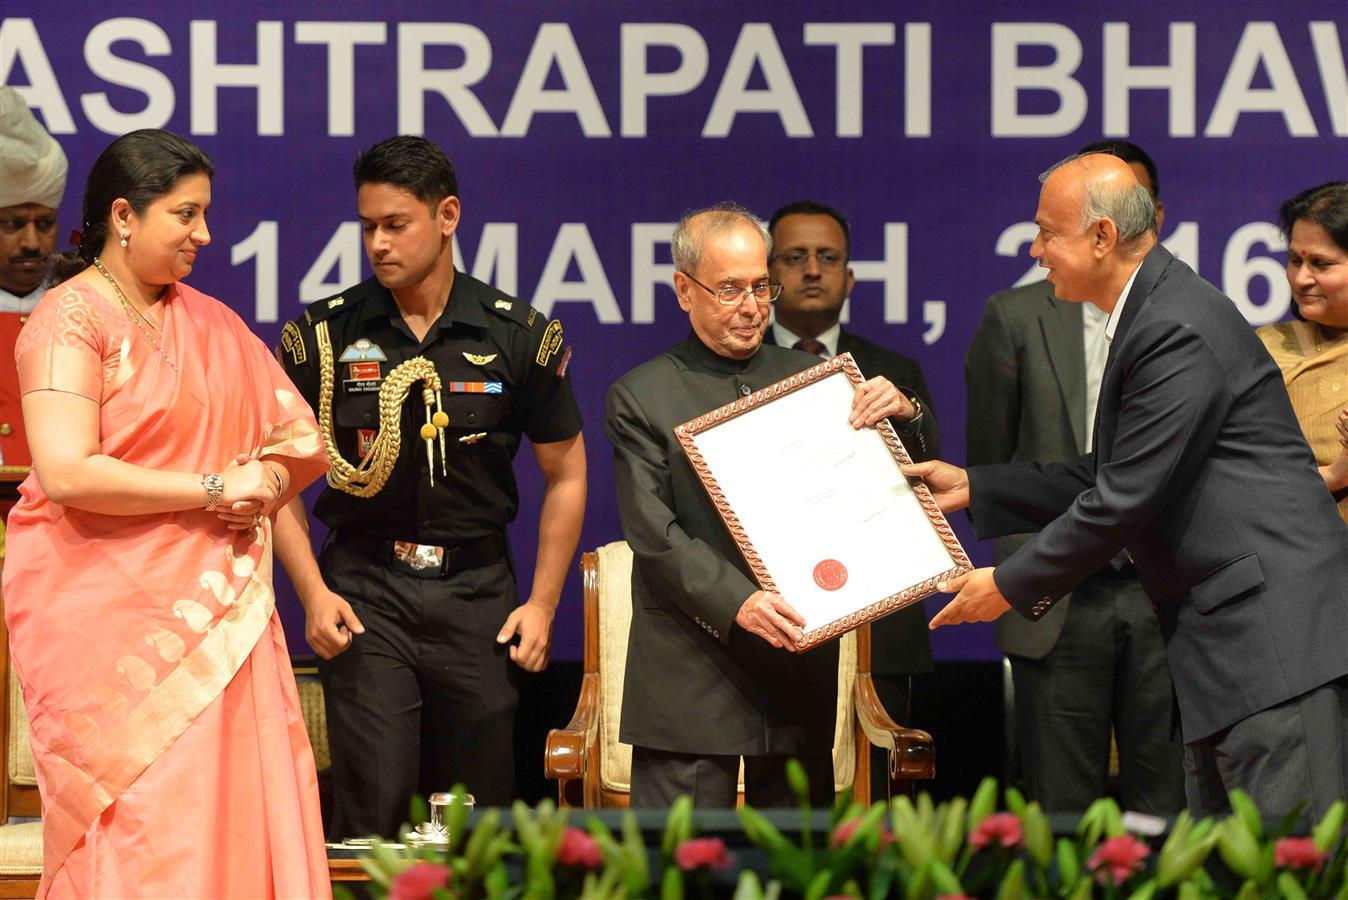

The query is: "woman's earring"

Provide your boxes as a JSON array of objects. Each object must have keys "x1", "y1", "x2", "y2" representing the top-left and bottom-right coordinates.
[{"x1": 119, "y1": 228, "x2": 129, "y2": 248}]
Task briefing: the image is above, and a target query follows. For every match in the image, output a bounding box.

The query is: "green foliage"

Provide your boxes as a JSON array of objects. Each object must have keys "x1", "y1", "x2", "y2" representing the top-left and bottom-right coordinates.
[{"x1": 343, "y1": 773, "x2": 1348, "y2": 899}]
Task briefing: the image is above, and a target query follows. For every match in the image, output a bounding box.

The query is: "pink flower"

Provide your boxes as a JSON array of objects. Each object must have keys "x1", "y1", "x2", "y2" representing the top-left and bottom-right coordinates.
[
  {"x1": 1088, "y1": 834, "x2": 1151, "y2": 886},
  {"x1": 831, "y1": 818, "x2": 861, "y2": 846},
  {"x1": 389, "y1": 861, "x2": 450, "y2": 900},
  {"x1": 831, "y1": 817, "x2": 894, "y2": 848},
  {"x1": 969, "y1": 812, "x2": 1023, "y2": 851},
  {"x1": 556, "y1": 826, "x2": 604, "y2": 869},
  {"x1": 675, "y1": 837, "x2": 732, "y2": 871},
  {"x1": 1276, "y1": 837, "x2": 1328, "y2": 871}
]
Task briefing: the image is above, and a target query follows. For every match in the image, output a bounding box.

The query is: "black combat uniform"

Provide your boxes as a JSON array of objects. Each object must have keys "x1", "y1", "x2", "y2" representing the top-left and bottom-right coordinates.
[{"x1": 280, "y1": 271, "x2": 581, "y2": 838}]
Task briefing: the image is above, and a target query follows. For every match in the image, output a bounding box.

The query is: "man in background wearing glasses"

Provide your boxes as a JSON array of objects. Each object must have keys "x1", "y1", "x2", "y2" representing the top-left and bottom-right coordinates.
[
  {"x1": 606, "y1": 203, "x2": 914, "y2": 807},
  {"x1": 767, "y1": 200, "x2": 941, "y2": 801}
]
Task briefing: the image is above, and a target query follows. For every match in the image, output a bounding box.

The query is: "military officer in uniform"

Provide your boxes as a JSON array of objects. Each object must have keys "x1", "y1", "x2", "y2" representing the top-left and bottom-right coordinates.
[{"x1": 274, "y1": 136, "x2": 586, "y2": 838}]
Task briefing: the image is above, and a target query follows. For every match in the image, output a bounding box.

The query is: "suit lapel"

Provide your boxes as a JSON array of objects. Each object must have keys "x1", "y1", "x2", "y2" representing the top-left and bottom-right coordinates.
[
  {"x1": 1092, "y1": 244, "x2": 1172, "y2": 451},
  {"x1": 1037, "y1": 295, "x2": 1088, "y2": 454}
]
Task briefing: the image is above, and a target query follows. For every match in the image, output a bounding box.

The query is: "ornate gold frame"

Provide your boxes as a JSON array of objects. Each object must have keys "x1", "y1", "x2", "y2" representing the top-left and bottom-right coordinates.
[{"x1": 674, "y1": 353, "x2": 971, "y2": 648}]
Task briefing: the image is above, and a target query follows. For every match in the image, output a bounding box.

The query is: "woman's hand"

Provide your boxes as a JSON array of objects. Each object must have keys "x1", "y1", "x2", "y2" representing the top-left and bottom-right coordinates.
[
  {"x1": 216, "y1": 455, "x2": 281, "y2": 529},
  {"x1": 1319, "y1": 406, "x2": 1348, "y2": 493}
]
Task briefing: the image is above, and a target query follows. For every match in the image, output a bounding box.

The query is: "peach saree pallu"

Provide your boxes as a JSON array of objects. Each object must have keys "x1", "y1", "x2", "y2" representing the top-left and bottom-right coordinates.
[{"x1": 3, "y1": 280, "x2": 331, "y2": 898}]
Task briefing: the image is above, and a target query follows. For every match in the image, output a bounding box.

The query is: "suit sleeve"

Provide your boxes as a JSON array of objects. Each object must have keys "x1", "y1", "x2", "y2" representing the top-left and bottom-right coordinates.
[
  {"x1": 990, "y1": 319, "x2": 1233, "y2": 617},
  {"x1": 964, "y1": 294, "x2": 1020, "y2": 467},
  {"x1": 605, "y1": 379, "x2": 757, "y2": 642}
]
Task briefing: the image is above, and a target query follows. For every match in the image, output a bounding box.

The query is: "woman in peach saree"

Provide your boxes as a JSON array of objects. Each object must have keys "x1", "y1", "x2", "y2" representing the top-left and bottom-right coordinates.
[{"x1": 2, "y1": 130, "x2": 331, "y2": 897}]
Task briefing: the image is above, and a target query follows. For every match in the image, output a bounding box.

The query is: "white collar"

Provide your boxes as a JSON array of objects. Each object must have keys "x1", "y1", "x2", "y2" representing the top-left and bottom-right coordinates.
[
  {"x1": 1104, "y1": 263, "x2": 1143, "y2": 345},
  {"x1": 771, "y1": 319, "x2": 841, "y2": 358},
  {"x1": 0, "y1": 283, "x2": 44, "y2": 314}
]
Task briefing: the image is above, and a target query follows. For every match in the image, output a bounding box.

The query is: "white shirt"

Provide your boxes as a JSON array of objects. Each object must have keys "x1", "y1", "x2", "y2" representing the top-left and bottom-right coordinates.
[
  {"x1": 0, "y1": 283, "x2": 44, "y2": 314},
  {"x1": 771, "y1": 320, "x2": 841, "y2": 358},
  {"x1": 1084, "y1": 263, "x2": 1143, "y2": 452}
]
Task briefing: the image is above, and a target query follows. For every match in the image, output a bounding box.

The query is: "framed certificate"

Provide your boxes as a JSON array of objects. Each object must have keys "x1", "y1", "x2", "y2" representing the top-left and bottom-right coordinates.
[{"x1": 675, "y1": 353, "x2": 971, "y2": 649}]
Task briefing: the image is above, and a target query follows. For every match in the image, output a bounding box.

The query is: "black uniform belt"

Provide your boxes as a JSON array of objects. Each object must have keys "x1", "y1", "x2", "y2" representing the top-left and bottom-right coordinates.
[{"x1": 336, "y1": 531, "x2": 507, "y2": 579}]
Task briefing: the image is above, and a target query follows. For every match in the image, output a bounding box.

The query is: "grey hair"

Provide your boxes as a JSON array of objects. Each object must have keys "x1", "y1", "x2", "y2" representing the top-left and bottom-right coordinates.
[
  {"x1": 1040, "y1": 152, "x2": 1157, "y2": 248},
  {"x1": 671, "y1": 202, "x2": 772, "y2": 276}
]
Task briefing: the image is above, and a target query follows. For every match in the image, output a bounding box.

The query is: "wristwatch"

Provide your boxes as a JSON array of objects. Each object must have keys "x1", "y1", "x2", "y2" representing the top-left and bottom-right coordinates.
[{"x1": 202, "y1": 473, "x2": 225, "y2": 511}]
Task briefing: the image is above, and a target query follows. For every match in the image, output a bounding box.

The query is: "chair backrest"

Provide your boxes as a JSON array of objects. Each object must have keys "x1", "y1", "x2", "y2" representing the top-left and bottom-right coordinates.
[
  {"x1": 0, "y1": 558, "x2": 41, "y2": 822},
  {"x1": 589, "y1": 540, "x2": 857, "y2": 796}
]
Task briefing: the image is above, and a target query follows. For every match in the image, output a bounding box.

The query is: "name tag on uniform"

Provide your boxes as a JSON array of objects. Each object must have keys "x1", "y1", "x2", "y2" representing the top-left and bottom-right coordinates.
[{"x1": 447, "y1": 382, "x2": 502, "y2": 394}]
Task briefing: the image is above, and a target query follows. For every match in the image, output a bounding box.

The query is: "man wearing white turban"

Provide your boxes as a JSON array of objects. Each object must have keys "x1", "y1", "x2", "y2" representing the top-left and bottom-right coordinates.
[{"x1": 1, "y1": 86, "x2": 67, "y2": 474}]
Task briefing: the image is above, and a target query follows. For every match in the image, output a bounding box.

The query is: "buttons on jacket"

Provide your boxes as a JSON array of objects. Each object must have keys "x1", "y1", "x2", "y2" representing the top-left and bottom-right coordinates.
[
  {"x1": 1032, "y1": 597, "x2": 1053, "y2": 617},
  {"x1": 693, "y1": 615, "x2": 721, "y2": 639},
  {"x1": 739, "y1": 384, "x2": 751, "y2": 397}
]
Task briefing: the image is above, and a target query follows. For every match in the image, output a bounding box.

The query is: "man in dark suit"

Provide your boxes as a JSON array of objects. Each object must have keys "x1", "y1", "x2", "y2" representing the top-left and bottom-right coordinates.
[
  {"x1": 911, "y1": 154, "x2": 1348, "y2": 818},
  {"x1": 606, "y1": 203, "x2": 918, "y2": 807},
  {"x1": 964, "y1": 144, "x2": 1185, "y2": 814},
  {"x1": 766, "y1": 200, "x2": 939, "y2": 798}
]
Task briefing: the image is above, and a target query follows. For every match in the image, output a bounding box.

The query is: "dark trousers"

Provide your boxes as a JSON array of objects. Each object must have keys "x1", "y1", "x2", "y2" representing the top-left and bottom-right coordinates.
[
  {"x1": 630, "y1": 746, "x2": 834, "y2": 808},
  {"x1": 1185, "y1": 674, "x2": 1348, "y2": 823},
  {"x1": 1010, "y1": 574, "x2": 1186, "y2": 814},
  {"x1": 318, "y1": 541, "x2": 519, "y2": 839}
]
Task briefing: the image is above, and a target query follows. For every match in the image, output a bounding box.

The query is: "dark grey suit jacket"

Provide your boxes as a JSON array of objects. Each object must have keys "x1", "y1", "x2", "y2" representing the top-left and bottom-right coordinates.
[
  {"x1": 965, "y1": 281, "x2": 1087, "y2": 658},
  {"x1": 969, "y1": 246, "x2": 1348, "y2": 741},
  {"x1": 606, "y1": 333, "x2": 839, "y2": 755},
  {"x1": 765, "y1": 328, "x2": 938, "y2": 676}
]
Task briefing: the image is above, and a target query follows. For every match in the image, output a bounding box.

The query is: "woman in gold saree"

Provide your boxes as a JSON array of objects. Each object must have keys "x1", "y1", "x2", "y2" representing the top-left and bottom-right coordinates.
[
  {"x1": 3, "y1": 129, "x2": 331, "y2": 896},
  {"x1": 1257, "y1": 181, "x2": 1348, "y2": 523}
]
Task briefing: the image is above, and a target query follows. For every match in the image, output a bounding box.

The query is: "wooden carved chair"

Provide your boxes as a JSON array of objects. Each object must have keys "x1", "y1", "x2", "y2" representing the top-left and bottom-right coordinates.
[{"x1": 545, "y1": 541, "x2": 935, "y2": 808}]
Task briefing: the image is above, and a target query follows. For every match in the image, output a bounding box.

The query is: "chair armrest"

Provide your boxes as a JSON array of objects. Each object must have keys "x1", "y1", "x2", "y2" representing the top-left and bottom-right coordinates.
[
  {"x1": 854, "y1": 672, "x2": 935, "y2": 782},
  {"x1": 544, "y1": 672, "x2": 601, "y2": 782}
]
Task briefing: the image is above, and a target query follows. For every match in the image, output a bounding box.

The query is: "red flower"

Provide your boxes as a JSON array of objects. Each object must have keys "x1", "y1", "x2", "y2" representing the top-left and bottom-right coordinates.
[
  {"x1": 389, "y1": 861, "x2": 450, "y2": 900},
  {"x1": 675, "y1": 837, "x2": 733, "y2": 871},
  {"x1": 1088, "y1": 834, "x2": 1151, "y2": 886},
  {"x1": 969, "y1": 812, "x2": 1023, "y2": 851},
  {"x1": 556, "y1": 826, "x2": 604, "y2": 869},
  {"x1": 1276, "y1": 837, "x2": 1328, "y2": 871}
]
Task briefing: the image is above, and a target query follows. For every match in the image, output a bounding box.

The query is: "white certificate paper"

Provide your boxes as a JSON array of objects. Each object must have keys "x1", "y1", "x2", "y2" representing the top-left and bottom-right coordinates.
[{"x1": 675, "y1": 354, "x2": 971, "y2": 648}]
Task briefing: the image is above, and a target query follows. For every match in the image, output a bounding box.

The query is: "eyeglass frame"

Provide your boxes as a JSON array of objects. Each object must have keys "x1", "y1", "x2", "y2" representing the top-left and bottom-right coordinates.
[
  {"x1": 681, "y1": 272, "x2": 784, "y2": 307},
  {"x1": 770, "y1": 248, "x2": 848, "y2": 271}
]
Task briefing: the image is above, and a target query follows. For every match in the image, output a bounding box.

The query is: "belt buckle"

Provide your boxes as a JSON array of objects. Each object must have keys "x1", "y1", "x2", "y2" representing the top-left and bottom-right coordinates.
[{"x1": 393, "y1": 540, "x2": 445, "y2": 573}]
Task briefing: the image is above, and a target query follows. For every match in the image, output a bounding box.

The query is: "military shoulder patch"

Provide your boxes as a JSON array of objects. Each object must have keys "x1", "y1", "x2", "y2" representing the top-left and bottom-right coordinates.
[
  {"x1": 280, "y1": 321, "x2": 307, "y2": 365},
  {"x1": 535, "y1": 319, "x2": 563, "y2": 367}
]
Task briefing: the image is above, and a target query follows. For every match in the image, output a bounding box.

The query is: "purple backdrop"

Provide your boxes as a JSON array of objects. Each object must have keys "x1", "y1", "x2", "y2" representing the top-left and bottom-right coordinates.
[{"x1": 4, "y1": 1, "x2": 1344, "y2": 661}]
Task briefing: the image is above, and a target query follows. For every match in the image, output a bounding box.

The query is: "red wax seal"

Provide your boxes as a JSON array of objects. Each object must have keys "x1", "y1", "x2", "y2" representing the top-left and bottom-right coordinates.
[{"x1": 813, "y1": 559, "x2": 848, "y2": 591}]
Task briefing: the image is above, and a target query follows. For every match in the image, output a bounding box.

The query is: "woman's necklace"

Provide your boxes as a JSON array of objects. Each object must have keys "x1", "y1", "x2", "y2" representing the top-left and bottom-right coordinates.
[
  {"x1": 93, "y1": 257, "x2": 178, "y2": 372},
  {"x1": 1313, "y1": 323, "x2": 1346, "y2": 355}
]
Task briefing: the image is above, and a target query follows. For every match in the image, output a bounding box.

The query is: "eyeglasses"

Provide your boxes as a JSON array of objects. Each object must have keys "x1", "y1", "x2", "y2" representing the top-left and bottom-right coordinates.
[
  {"x1": 683, "y1": 273, "x2": 783, "y2": 306},
  {"x1": 772, "y1": 249, "x2": 846, "y2": 271}
]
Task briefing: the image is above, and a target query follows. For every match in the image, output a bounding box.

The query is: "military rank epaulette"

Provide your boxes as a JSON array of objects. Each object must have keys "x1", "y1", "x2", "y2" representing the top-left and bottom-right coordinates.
[
  {"x1": 482, "y1": 293, "x2": 539, "y2": 330},
  {"x1": 302, "y1": 290, "x2": 356, "y2": 326}
]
